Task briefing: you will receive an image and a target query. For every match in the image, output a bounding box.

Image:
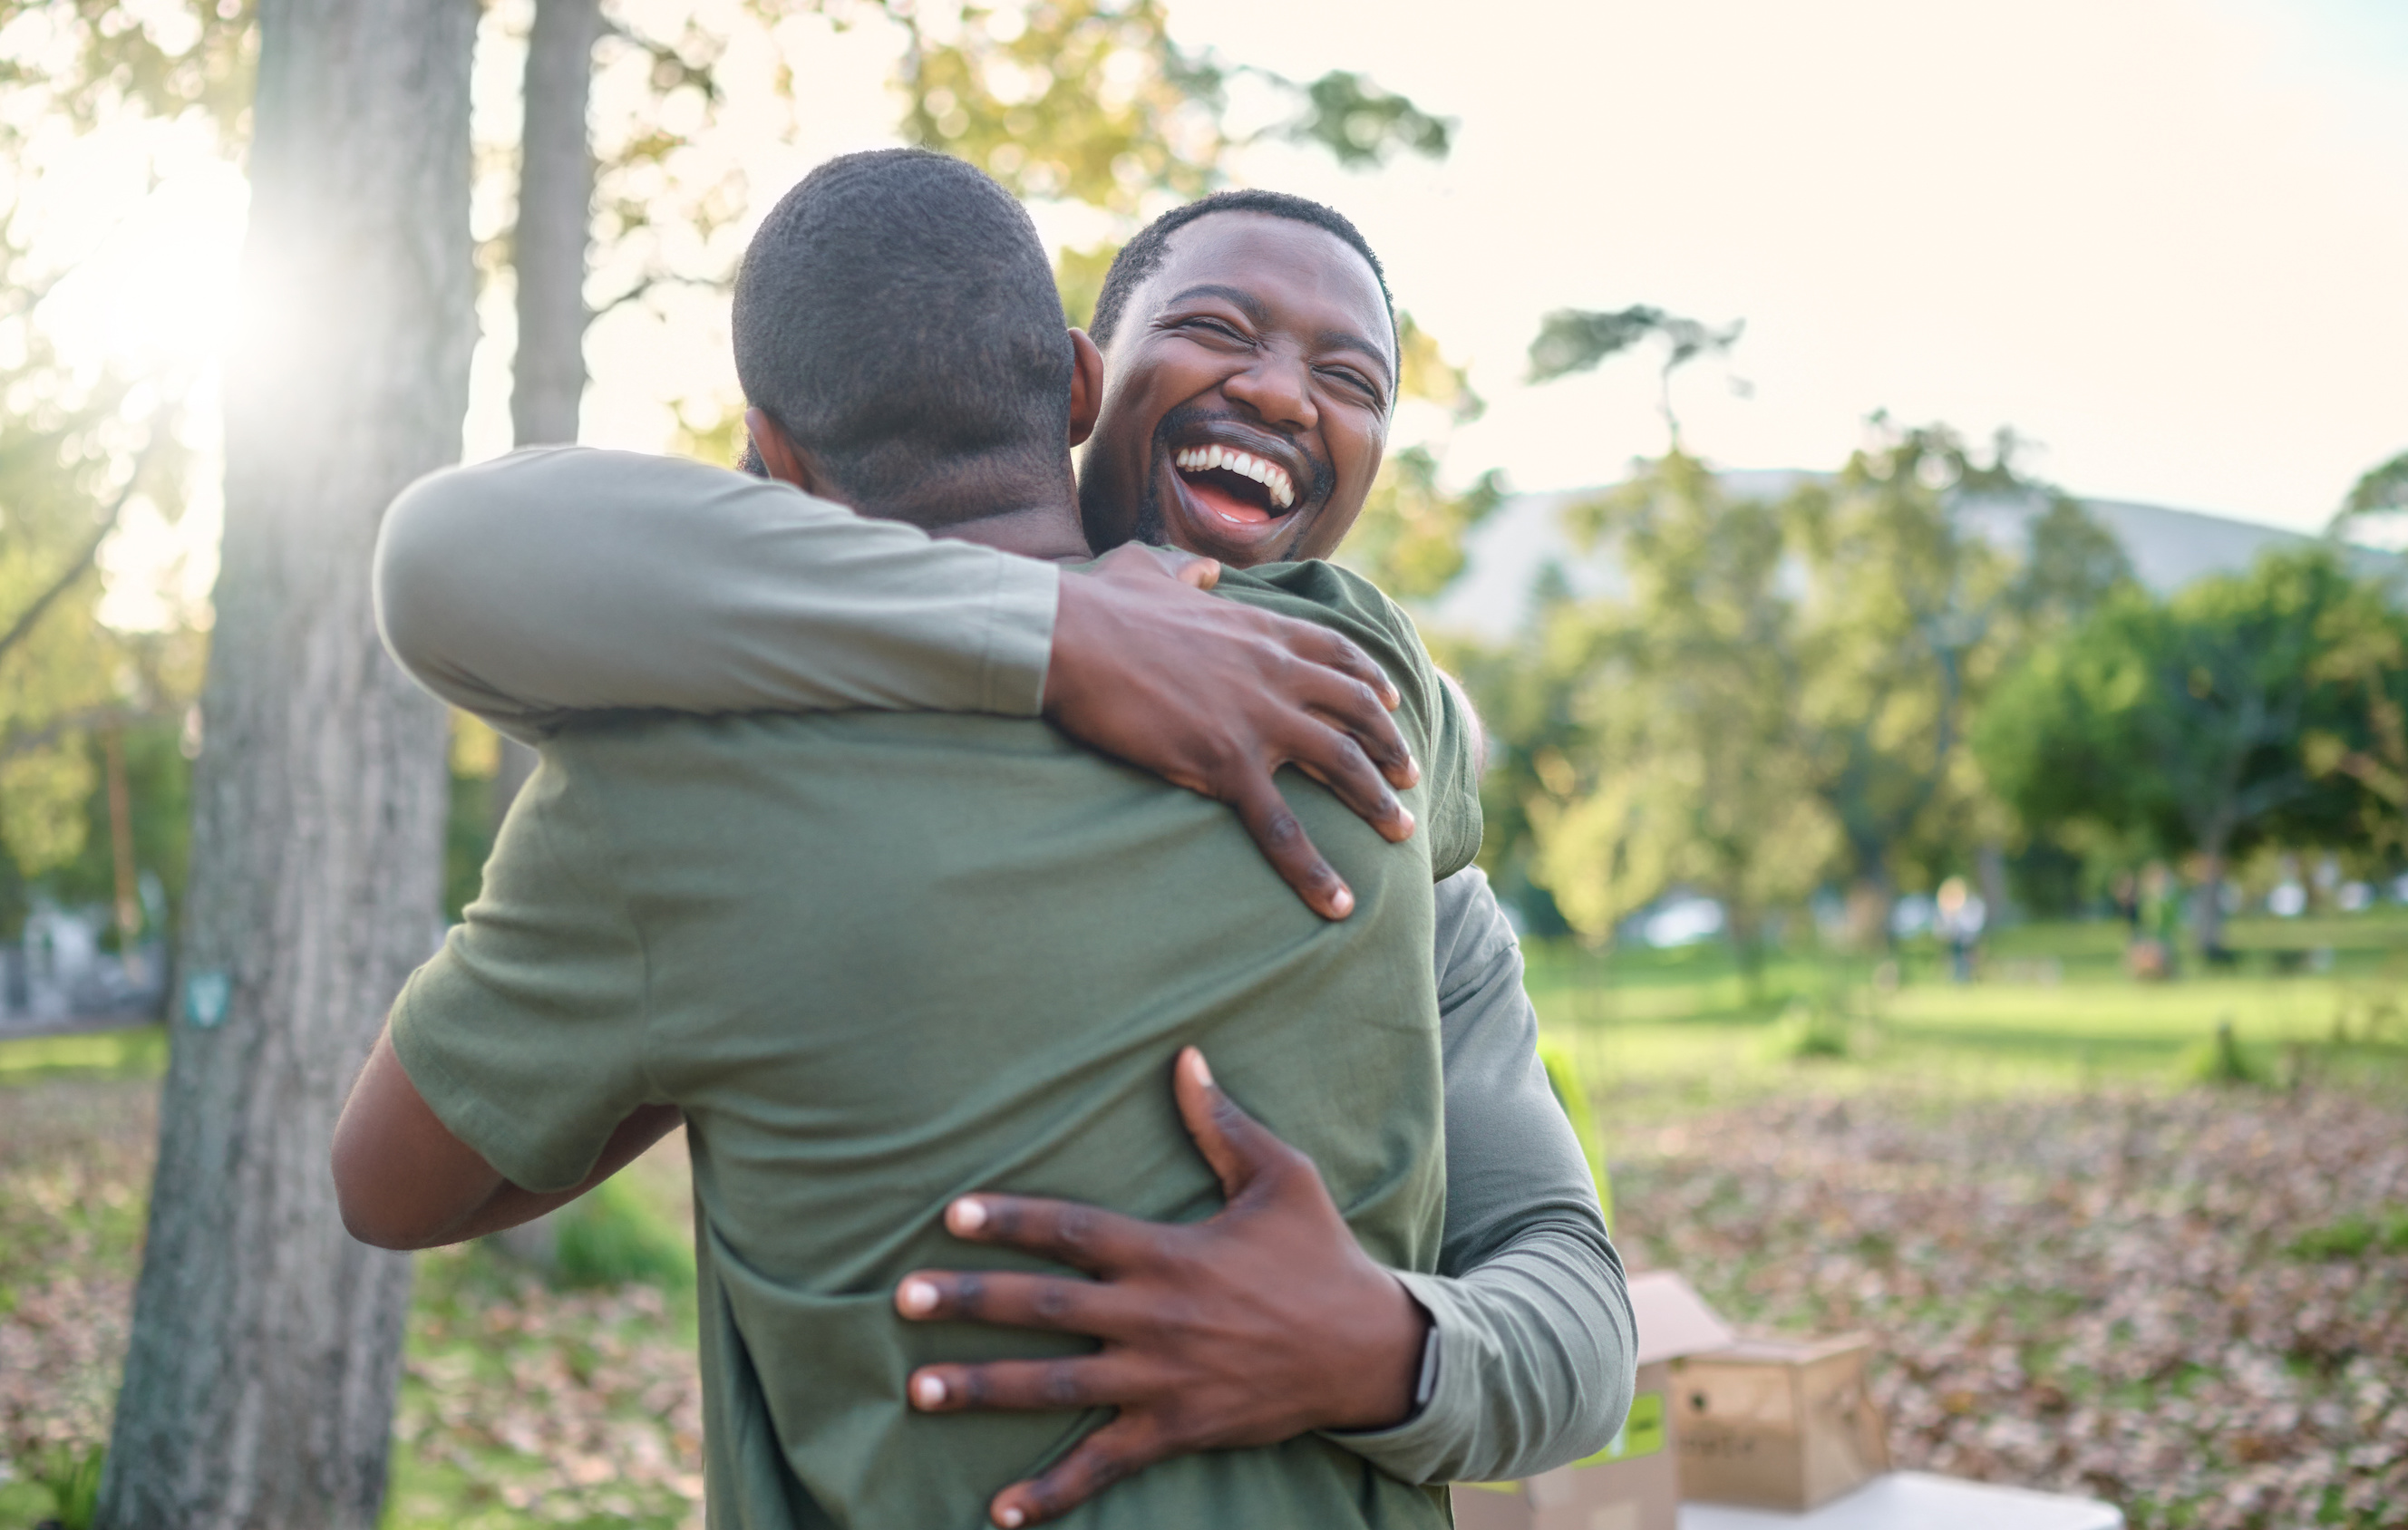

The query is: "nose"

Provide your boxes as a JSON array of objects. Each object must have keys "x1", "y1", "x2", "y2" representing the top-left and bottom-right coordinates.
[{"x1": 1220, "y1": 349, "x2": 1317, "y2": 432}]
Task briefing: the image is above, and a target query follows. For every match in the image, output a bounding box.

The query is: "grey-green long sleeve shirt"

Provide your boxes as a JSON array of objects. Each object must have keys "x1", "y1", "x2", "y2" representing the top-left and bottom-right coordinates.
[{"x1": 372, "y1": 447, "x2": 1634, "y2": 1485}]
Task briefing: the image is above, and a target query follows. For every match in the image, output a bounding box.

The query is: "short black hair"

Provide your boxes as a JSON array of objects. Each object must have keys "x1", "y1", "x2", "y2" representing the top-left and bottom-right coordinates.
[
  {"x1": 1087, "y1": 189, "x2": 1396, "y2": 358},
  {"x1": 733, "y1": 149, "x2": 1071, "y2": 509}
]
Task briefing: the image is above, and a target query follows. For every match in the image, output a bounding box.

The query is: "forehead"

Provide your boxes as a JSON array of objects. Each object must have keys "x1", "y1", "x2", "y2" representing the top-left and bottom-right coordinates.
[{"x1": 1136, "y1": 212, "x2": 1393, "y2": 361}]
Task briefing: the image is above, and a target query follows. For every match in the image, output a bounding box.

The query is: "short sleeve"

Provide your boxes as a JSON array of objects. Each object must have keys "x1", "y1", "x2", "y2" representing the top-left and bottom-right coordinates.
[{"x1": 387, "y1": 750, "x2": 655, "y2": 1193}]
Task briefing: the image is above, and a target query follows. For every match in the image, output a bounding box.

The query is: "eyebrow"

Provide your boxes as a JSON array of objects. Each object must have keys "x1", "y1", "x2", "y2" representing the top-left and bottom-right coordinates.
[{"x1": 1160, "y1": 283, "x2": 1397, "y2": 392}]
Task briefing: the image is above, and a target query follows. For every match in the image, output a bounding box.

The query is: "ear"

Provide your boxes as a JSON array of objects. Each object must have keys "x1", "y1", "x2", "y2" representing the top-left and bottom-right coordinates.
[
  {"x1": 1067, "y1": 328, "x2": 1104, "y2": 448},
  {"x1": 744, "y1": 407, "x2": 842, "y2": 500}
]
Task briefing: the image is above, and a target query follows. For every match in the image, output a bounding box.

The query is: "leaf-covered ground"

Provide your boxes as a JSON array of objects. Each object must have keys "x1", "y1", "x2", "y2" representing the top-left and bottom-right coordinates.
[
  {"x1": 4, "y1": 1071, "x2": 2403, "y2": 1528},
  {"x1": 1608, "y1": 1082, "x2": 2408, "y2": 1529}
]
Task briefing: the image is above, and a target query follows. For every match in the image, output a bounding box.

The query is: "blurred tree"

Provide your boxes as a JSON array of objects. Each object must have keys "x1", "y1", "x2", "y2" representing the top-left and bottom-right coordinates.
[
  {"x1": 1339, "y1": 315, "x2": 1500, "y2": 600},
  {"x1": 0, "y1": 5, "x2": 214, "y2": 938},
  {"x1": 2302, "y1": 567, "x2": 2408, "y2": 857},
  {"x1": 97, "y1": 4, "x2": 476, "y2": 1528},
  {"x1": 1521, "y1": 454, "x2": 1837, "y2": 995},
  {"x1": 1782, "y1": 421, "x2": 2131, "y2": 936},
  {"x1": 1528, "y1": 304, "x2": 1745, "y2": 450},
  {"x1": 2328, "y1": 448, "x2": 2408, "y2": 544},
  {"x1": 1976, "y1": 549, "x2": 2365, "y2": 959}
]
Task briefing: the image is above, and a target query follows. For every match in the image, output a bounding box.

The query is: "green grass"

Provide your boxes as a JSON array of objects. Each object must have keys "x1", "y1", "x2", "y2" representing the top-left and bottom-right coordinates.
[
  {"x1": 0, "y1": 1026, "x2": 167, "y2": 1086},
  {"x1": 1523, "y1": 913, "x2": 2408, "y2": 1102}
]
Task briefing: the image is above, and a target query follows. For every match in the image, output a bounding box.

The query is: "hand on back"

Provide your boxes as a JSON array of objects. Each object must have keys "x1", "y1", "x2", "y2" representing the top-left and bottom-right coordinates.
[
  {"x1": 1043, "y1": 544, "x2": 1420, "y2": 918},
  {"x1": 893, "y1": 1048, "x2": 1431, "y2": 1527}
]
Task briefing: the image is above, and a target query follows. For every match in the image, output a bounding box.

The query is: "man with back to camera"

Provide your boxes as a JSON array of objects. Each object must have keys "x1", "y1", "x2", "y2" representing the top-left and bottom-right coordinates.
[{"x1": 362, "y1": 165, "x2": 1635, "y2": 1522}]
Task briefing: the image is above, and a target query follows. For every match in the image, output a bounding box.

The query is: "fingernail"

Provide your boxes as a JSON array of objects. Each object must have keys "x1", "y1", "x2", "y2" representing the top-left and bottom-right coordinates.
[
  {"x1": 1189, "y1": 1049, "x2": 1214, "y2": 1089},
  {"x1": 1329, "y1": 886, "x2": 1354, "y2": 918},
  {"x1": 1394, "y1": 806, "x2": 1415, "y2": 837},
  {"x1": 951, "y1": 1197, "x2": 988, "y2": 1234},
  {"x1": 1404, "y1": 756, "x2": 1421, "y2": 784},
  {"x1": 898, "y1": 1278, "x2": 938, "y2": 1316},
  {"x1": 913, "y1": 1372, "x2": 947, "y2": 1408},
  {"x1": 998, "y1": 1508, "x2": 1026, "y2": 1529}
]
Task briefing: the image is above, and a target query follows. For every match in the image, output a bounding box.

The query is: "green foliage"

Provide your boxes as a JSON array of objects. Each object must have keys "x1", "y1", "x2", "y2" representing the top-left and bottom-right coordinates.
[
  {"x1": 1535, "y1": 1036, "x2": 1611, "y2": 1224},
  {"x1": 1527, "y1": 305, "x2": 1743, "y2": 447},
  {"x1": 0, "y1": 1444, "x2": 105, "y2": 1530},
  {"x1": 2285, "y1": 1206, "x2": 2408, "y2": 1262},
  {"x1": 1276, "y1": 69, "x2": 1451, "y2": 168},
  {"x1": 1518, "y1": 454, "x2": 1837, "y2": 985},
  {"x1": 2328, "y1": 447, "x2": 2408, "y2": 538},
  {"x1": 2302, "y1": 569, "x2": 2408, "y2": 857},
  {"x1": 1762, "y1": 997, "x2": 1852, "y2": 1061},
  {"x1": 0, "y1": 1, "x2": 257, "y2": 134},
  {"x1": 1782, "y1": 422, "x2": 2123, "y2": 908},
  {"x1": 552, "y1": 1177, "x2": 694, "y2": 1293},
  {"x1": 1337, "y1": 447, "x2": 1501, "y2": 602},
  {"x1": 2180, "y1": 1018, "x2": 2267, "y2": 1088},
  {"x1": 1977, "y1": 547, "x2": 2374, "y2": 949},
  {"x1": 894, "y1": 1, "x2": 1448, "y2": 217},
  {"x1": 0, "y1": 1475, "x2": 59, "y2": 1528}
]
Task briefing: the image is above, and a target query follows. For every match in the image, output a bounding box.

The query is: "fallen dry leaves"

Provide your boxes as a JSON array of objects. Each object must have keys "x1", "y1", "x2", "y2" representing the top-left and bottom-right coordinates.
[
  {"x1": 6, "y1": 1073, "x2": 2403, "y2": 1528},
  {"x1": 1608, "y1": 1081, "x2": 2408, "y2": 1528}
]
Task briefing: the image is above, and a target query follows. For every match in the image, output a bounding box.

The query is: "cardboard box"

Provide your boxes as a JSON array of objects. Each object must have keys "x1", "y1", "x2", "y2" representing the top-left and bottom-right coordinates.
[
  {"x1": 1452, "y1": 1270, "x2": 1735, "y2": 1530},
  {"x1": 1673, "y1": 1333, "x2": 1889, "y2": 1512}
]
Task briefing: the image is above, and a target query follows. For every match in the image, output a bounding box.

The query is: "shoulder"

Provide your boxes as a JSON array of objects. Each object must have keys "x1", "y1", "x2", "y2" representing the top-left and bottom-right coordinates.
[
  {"x1": 1215, "y1": 560, "x2": 1433, "y2": 692},
  {"x1": 1218, "y1": 559, "x2": 1484, "y2": 876}
]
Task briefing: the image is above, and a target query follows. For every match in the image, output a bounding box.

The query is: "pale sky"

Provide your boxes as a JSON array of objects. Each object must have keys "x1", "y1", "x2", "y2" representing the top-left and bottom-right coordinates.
[
  {"x1": 560, "y1": 0, "x2": 2408, "y2": 534},
  {"x1": 17, "y1": 0, "x2": 2408, "y2": 629},
  {"x1": 1164, "y1": 0, "x2": 2408, "y2": 533}
]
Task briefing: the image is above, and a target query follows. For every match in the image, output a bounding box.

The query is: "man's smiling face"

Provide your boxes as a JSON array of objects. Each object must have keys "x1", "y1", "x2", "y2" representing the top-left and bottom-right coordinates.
[{"x1": 1078, "y1": 212, "x2": 1395, "y2": 567}]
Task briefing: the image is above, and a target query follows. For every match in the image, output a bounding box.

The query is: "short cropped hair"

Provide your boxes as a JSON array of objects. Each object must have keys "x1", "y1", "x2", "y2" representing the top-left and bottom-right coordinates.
[
  {"x1": 733, "y1": 150, "x2": 1072, "y2": 507},
  {"x1": 1087, "y1": 189, "x2": 1396, "y2": 359}
]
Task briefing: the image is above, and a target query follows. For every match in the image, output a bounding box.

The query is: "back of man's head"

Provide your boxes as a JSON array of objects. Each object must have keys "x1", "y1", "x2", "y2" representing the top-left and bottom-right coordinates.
[{"x1": 733, "y1": 150, "x2": 1071, "y2": 518}]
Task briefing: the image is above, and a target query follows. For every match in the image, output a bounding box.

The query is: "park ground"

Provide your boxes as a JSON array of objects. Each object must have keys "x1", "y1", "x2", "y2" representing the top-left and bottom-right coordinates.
[{"x1": 2, "y1": 914, "x2": 2404, "y2": 1530}]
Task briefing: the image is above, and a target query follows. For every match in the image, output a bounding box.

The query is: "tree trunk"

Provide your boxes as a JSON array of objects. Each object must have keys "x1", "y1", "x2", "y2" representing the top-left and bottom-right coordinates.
[
  {"x1": 2194, "y1": 838, "x2": 2231, "y2": 960},
  {"x1": 492, "y1": 0, "x2": 602, "y2": 827},
  {"x1": 97, "y1": 2, "x2": 477, "y2": 1525},
  {"x1": 509, "y1": 0, "x2": 601, "y2": 450}
]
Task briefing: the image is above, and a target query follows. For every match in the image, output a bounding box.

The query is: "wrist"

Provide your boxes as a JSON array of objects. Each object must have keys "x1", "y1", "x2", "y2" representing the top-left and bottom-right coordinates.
[
  {"x1": 1040, "y1": 573, "x2": 1102, "y2": 718},
  {"x1": 1324, "y1": 1272, "x2": 1434, "y2": 1431}
]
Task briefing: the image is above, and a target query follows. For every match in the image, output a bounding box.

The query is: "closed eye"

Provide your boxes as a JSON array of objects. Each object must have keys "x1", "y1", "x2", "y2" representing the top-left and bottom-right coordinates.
[
  {"x1": 1178, "y1": 316, "x2": 1250, "y2": 344},
  {"x1": 1318, "y1": 365, "x2": 1379, "y2": 400}
]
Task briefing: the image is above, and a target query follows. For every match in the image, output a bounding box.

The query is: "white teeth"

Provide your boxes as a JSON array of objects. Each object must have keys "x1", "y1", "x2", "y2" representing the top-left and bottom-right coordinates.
[{"x1": 1173, "y1": 444, "x2": 1298, "y2": 511}]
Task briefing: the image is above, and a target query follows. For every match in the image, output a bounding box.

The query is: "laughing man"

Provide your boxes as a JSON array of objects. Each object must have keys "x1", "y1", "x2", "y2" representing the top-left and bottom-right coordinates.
[{"x1": 357, "y1": 160, "x2": 1634, "y2": 1523}]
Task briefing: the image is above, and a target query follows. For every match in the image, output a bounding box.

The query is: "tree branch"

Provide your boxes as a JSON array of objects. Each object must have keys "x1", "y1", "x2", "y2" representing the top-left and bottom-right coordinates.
[{"x1": 0, "y1": 463, "x2": 151, "y2": 665}]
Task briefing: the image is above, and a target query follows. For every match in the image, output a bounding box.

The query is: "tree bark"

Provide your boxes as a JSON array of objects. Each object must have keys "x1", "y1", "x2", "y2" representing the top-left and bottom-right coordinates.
[
  {"x1": 494, "y1": 0, "x2": 602, "y2": 825},
  {"x1": 510, "y1": 0, "x2": 600, "y2": 450},
  {"x1": 97, "y1": 2, "x2": 477, "y2": 1525}
]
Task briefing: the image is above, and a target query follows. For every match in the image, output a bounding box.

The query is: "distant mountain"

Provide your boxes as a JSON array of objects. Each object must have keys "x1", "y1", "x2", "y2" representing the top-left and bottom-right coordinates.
[{"x1": 1418, "y1": 472, "x2": 2403, "y2": 641}]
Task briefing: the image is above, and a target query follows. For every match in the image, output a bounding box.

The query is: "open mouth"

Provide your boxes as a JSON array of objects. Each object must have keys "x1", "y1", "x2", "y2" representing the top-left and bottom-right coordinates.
[{"x1": 1170, "y1": 443, "x2": 1297, "y2": 527}]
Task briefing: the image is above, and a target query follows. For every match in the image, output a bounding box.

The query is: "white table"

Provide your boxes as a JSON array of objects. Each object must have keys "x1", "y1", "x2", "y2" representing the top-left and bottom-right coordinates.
[{"x1": 1679, "y1": 1472, "x2": 2122, "y2": 1530}]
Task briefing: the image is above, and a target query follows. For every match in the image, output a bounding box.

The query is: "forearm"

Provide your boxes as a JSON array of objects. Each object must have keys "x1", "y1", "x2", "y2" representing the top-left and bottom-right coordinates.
[{"x1": 374, "y1": 447, "x2": 1058, "y2": 741}]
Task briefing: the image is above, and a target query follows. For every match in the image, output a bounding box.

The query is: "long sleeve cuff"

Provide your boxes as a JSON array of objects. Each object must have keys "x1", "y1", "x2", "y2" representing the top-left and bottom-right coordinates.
[
  {"x1": 976, "y1": 554, "x2": 1060, "y2": 717},
  {"x1": 1320, "y1": 1225, "x2": 1636, "y2": 1486}
]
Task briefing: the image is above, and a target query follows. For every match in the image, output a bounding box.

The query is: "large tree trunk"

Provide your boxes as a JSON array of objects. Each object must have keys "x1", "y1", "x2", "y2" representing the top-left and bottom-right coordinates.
[
  {"x1": 97, "y1": 3, "x2": 477, "y2": 1525},
  {"x1": 494, "y1": 0, "x2": 603, "y2": 826}
]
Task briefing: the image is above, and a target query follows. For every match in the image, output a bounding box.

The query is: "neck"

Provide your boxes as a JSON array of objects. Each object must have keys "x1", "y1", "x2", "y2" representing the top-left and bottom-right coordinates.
[
  {"x1": 842, "y1": 458, "x2": 1094, "y2": 562},
  {"x1": 930, "y1": 500, "x2": 1093, "y2": 562}
]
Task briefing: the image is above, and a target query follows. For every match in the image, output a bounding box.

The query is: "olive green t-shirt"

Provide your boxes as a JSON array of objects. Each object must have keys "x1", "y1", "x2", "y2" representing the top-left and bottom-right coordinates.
[{"x1": 391, "y1": 560, "x2": 1481, "y2": 1529}]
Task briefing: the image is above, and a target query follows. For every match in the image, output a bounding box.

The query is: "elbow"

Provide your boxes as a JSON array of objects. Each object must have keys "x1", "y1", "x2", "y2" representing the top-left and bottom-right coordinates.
[{"x1": 330, "y1": 1148, "x2": 414, "y2": 1252}]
